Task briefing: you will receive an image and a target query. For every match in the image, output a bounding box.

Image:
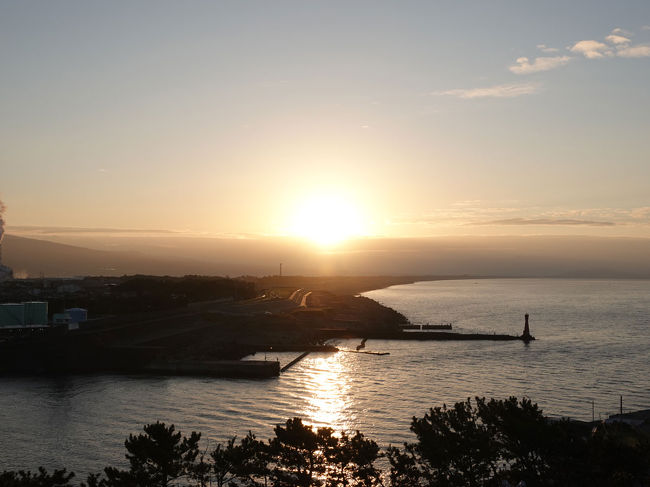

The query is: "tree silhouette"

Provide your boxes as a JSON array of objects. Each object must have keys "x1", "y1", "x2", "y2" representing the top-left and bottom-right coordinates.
[
  {"x1": 209, "y1": 432, "x2": 270, "y2": 487},
  {"x1": 268, "y1": 418, "x2": 331, "y2": 486},
  {"x1": 103, "y1": 421, "x2": 200, "y2": 487},
  {"x1": 0, "y1": 468, "x2": 75, "y2": 487},
  {"x1": 3, "y1": 399, "x2": 649, "y2": 486},
  {"x1": 387, "y1": 396, "x2": 650, "y2": 487},
  {"x1": 324, "y1": 430, "x2": 381, "y2": 487}
]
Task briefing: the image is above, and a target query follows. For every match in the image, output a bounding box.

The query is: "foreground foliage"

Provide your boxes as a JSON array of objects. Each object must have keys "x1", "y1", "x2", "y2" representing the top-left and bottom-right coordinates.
[{"x1": 2, "y1": 397, "x2": 649, "y2": 486}]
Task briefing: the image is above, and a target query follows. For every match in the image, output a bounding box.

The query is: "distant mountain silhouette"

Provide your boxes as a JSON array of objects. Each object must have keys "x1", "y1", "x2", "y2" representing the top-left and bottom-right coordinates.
[
  {"x1": 1, "y1": 235, "x2": 217, "y2": 277},
  {"x1": 2, "y1": 233, "x2": 650, "y2": 278}
]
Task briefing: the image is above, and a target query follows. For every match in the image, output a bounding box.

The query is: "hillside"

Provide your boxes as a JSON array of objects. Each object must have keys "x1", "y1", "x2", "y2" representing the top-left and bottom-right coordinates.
[
  {"x1": 0, "y1": 235, "x2": 213, "y2": 277},
  {"x1": 3, "y1": 232, "x2": 650, "y2": 279}
]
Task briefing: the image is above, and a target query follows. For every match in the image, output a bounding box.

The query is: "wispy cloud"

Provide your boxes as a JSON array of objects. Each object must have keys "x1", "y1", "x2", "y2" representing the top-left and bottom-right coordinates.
[
  {"x1": 388, "y1": 206, "x2": 650, "y2": 229},
  {"x1": 6, "y1": 225, "x2": 261, "y2": 240},
  {"x1": 629, "y1": 207, "x2": 650, "y2": 219},
  {"x1": 509, "y1": 56, "x2": 572, "y2": 74},
  {"x1": 435, "y1": 82, "x2": 539, "y2": 99},
  {"x1": 513, "y1": 27, "x2": 650, "y2": 75},
  {"x1": 470, "y1": 218, "x2": 615, "y2": 227},
  {"x1": 537, "y1": 44, "x2": 559, "y2": 53},
  {"x1": 611, "y1": 27, "x2": 633, "y2": 36},
  {"x1": 8, "y1": 225, "x2": 181, "y2": 235}
]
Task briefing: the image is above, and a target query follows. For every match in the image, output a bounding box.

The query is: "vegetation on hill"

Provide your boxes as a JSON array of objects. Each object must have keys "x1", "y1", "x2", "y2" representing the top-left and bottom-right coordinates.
[{"x1": 2, "y1": 397, "x2": 648, "y2": 486}]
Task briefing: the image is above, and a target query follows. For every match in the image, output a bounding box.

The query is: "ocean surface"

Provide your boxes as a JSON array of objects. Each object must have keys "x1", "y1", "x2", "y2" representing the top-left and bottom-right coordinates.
[{"x1": 1, "y1": 278, "x2": 649, "y2": 475}]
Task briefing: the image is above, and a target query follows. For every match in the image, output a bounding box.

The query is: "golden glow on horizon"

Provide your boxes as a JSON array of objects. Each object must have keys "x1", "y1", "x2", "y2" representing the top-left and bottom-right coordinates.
[{"x1": 289, "y1": 193, "x2": 365, "y2": 246}]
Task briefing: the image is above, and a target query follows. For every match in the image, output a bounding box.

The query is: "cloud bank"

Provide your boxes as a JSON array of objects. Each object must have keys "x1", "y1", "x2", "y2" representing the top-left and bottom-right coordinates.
[
  {"x1": 471, "y1": 218, "x2": 615, "y2": 227},
  {"x1": 436, "y1": 83, "x2": 539, "y2": 99},
  {"x1": 388, "y1": 205, "x2": 650, "y2": 229}
]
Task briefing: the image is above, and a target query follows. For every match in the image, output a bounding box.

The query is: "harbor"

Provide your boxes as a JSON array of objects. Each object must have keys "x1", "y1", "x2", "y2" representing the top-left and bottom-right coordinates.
[{"x1": 0, "y1": 275, "x2": 535, "y2": 379}]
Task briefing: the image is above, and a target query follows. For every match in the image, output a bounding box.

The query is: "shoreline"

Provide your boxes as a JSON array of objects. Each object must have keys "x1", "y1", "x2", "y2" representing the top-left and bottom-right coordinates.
[{"x1": 1, "y1": 274, "x2": 530, "y2": 378}]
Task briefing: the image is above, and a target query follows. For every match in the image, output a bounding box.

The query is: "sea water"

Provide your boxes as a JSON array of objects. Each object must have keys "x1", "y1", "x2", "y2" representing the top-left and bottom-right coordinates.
[{"x1": 1, "y1": 278, "x2": 648, "y2": 475}]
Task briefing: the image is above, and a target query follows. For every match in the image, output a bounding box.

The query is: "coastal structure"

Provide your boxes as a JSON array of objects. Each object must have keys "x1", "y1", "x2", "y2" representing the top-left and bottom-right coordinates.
[
  {"x1": 522, "y1": 313, "x2": 533, "y2": 342},
  {"x1": 0, "y1": 301, "x2": 48, "y2": 328}
]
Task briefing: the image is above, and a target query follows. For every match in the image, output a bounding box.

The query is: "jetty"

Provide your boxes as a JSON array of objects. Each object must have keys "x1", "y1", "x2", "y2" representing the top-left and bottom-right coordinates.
[
  {"x1": 318, "y1": 313, "x2": 535, "y2": 342},
  {"x1": 369, "y1": 331, "x2": 524, "y2": 341},
  {"x1": 281, "y1": 351, "x2": 311, "y2": 372}
]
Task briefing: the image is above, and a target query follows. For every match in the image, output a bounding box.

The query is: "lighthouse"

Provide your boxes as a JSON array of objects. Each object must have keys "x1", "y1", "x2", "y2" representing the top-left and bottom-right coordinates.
[{"x1": 522, "y1": 313, "x2": 533, "y2": 342}]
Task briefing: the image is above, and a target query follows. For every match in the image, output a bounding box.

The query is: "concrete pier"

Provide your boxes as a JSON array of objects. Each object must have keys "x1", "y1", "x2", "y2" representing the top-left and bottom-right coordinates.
[{"x1": 281, "y1": 351, "x2": 310, "y2": 372}]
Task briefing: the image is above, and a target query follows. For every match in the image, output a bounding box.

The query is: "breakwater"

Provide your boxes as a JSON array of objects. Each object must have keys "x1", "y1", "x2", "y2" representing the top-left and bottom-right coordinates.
[
  {"x1": 317, "y1": 328, "x2": 528, "y2": 341},
  {"x1": 374, "y1": 331, "x2": 527, "y2": 341}
]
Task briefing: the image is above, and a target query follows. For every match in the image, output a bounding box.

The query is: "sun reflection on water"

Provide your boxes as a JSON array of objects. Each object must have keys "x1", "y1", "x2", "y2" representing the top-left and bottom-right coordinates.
[{"x1": 300, "y1": 353, "x2": 353, "y2": 431}]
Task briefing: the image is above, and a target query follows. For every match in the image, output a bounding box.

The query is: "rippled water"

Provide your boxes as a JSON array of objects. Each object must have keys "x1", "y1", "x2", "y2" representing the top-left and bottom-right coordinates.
[{"x1": 1, "y1": 279, "x2": 649, "y2": 475}]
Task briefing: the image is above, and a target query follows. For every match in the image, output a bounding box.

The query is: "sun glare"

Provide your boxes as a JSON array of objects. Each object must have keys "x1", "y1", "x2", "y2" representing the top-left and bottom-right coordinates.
[{"x1": 290, "y1": 194, "x2": 364, "y2": 246}]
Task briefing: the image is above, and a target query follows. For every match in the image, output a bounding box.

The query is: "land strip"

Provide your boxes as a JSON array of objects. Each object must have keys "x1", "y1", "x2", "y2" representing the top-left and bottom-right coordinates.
[{"x1": 0, "y1": 274, "x2": 526, "y2": 377}]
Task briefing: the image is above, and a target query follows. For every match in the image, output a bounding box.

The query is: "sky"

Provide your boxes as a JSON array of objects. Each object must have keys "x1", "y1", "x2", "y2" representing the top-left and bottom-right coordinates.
[{"x1": 1, "y1": 0, "x2": 650, "y2": 242}]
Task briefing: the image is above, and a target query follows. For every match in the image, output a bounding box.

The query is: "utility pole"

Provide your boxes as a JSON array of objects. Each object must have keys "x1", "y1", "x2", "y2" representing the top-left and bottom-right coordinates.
[
  {"x1": 279, "y1": 263, "x2": 282, "y2": 277},
  {"x1": 620, "y1": 395, "x2": 623, "y2": 415}
]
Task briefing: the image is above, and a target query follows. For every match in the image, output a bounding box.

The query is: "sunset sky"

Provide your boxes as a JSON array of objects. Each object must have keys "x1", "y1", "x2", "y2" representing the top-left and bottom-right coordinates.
[{"x1": 2, "y1": 1, "x2": 650, "y2": 242}]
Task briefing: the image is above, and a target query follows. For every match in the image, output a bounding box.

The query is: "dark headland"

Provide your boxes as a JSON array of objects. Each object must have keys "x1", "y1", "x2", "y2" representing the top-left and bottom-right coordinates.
[{"x1": 0, "y1": 275, "x2": 530, "y2": 378}]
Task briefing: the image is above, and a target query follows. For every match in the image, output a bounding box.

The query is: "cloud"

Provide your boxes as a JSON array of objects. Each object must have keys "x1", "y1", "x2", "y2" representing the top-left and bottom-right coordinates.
[
  {"x1": 435, "y1": 82, "x2": 540, "y2": 99},
  {"x1": 537, "y1": 44, "x2": 559, "y2": 53},
  {"x1": 617, "y1": 44, "x2": 650, "y2": 57},
  {"x1": 605, "y1": 34, "x2": 631, "y2": 45},
  {"x1": 602, "y1": 29, "x2": 650, "y2": 58},
  {"x1": 388, "y1": 205, "x2": 650, "y2": 231},
  {"x1": 570, "y1": 40, "x2": 613, "y2": 59},
  {"x1": 611, "y1": 27, "x2": 632, "y2": 36},
  {"x1": 471, "y1": 218, "x2": 616, "y2": 227},
  {"x1": 8, "y1": 225, "x2": 181, "y2": 235},
  {"x1": 509, "y1": 55, "x2": 572, "y2": 74},
  {"x1": 509, "y1": 28, "x2": 648, "y2": 79},
  {"x1": 569, "y1": 29, "x2": 649, "y2": 59}
]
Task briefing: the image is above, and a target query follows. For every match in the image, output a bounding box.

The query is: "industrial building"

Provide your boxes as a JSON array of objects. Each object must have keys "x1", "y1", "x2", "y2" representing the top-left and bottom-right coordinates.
[
  {"x1": 0, "y1": 301, "x2": 48, "y2": 328},
  {"x1": 52, "y1": 308, "x2": 88, "y2": 330}
]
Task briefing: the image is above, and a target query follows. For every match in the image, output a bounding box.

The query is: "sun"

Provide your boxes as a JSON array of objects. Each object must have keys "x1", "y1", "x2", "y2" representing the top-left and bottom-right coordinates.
[{"x1": 290, "y1": 194, "x2": 364, "y2": 246}]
